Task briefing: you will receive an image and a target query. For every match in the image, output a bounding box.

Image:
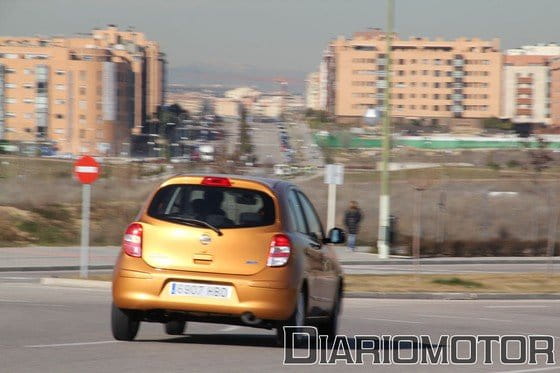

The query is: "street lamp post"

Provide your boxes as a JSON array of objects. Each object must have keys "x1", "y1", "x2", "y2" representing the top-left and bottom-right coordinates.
[{"x1": 377, "y1": 0, "x2": 394, "y2": 259}]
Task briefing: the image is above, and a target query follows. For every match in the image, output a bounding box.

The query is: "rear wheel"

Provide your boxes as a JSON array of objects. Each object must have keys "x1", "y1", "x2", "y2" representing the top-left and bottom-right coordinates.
[
  {"x1": 165, "y1": 320, "x2": 186, "y2": 335},
  {"x1": 111, "y1": 303, "x2": 140, "y2": 341},
  {"x1": 276, "y1": 288, "x2": 308, "y2": 347}
]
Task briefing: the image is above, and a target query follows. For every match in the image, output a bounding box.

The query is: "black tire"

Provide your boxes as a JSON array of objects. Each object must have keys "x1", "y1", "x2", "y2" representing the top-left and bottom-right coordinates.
[
  {"x1": 276, "y1": 288, "x2": 308, "y2": 347},
  {"x1": 317, "y1": 287, "x2": 341, "y2": 343},
  {"x1": 165, "y1": 320, "x2": 186, "y2": 335},
  {"x1": 111, "y1": 303, "x2": 140, "y2": 341}
]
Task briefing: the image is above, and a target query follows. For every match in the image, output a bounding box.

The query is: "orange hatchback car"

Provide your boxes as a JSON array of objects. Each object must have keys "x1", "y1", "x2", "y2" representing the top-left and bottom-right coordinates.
[{"x1": 111, "y1": 175, "x2": 346, "y2": 344}]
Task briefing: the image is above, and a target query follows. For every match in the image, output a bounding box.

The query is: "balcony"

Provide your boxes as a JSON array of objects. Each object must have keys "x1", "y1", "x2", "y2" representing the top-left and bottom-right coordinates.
[
  {"x1": 516, "y1": 98, "x2": 532, "y2": 105},
  {"x1": 517, "y1": 88, "x2": 532, "y2": 95},
  {"x1": 517, "y1": 77, "x2": 533, "y2": 84},
  {"x1": 516, "y1": 109, "x2": 532, "y2": 116}
]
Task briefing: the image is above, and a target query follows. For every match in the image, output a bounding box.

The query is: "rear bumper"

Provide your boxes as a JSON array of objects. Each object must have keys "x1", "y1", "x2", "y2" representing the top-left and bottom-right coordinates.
[{"x1": 112, "y1": 256, "x2": 298, "y2": 321}]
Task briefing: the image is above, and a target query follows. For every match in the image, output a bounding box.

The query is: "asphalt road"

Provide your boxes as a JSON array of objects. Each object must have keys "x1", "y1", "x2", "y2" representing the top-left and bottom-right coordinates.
[
  {"x1": 1, "y1": 281, "x2": 559, "y2": 372},
  {"x1": 251, "y1": 120, "x2": 285, "y2": 165}
]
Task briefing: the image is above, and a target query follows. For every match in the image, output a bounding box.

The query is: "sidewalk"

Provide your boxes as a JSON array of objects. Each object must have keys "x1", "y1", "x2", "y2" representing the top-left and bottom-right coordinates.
[
  {"x1": 0, "y1": 245, "x2": 558, "y2": 271},
  {"x1": 0, "y1": 246, "x2": 118, "y2": 271}
]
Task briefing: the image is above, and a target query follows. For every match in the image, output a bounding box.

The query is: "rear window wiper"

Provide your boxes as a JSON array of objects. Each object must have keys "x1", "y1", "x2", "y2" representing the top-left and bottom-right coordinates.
[{"x1": 160, "y1": 216, "x2": 223, "y2": 236}]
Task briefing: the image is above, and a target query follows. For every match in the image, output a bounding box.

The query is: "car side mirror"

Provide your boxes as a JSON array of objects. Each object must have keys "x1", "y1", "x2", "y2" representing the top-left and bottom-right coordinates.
[{"x1": 325, "y1": 227, "x2": 346, "y2": 244}]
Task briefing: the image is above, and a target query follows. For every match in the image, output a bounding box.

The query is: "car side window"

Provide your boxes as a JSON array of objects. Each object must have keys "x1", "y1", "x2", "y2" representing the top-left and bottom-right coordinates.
[
  {"x1": 287, "y1": 190, "x2": 307, "y2": 234},
  {"x1": 297, "y1": 191, "x2": 324, "y2": 242}
]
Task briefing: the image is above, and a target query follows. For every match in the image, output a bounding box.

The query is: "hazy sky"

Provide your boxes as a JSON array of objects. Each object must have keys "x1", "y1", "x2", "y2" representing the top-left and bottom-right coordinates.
[{"x1": 1, "y1": 0, "x2": 559, "y2": 87}]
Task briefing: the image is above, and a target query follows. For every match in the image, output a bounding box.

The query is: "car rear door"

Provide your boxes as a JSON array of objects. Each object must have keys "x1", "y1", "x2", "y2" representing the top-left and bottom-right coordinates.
[{"x1": 295, "y1": 190, "x2": 338, "y2": 315}]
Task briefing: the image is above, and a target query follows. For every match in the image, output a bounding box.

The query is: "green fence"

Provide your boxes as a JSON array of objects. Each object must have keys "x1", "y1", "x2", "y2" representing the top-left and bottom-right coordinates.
[{"x1": 315, "y1": 135, "x2": 560, "y2": 150}]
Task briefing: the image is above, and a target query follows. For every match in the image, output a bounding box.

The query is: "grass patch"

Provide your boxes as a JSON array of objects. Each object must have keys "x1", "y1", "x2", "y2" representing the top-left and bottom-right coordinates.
[
  {"x1": 431, "y1": 277, "x2": 483, "y2": 288},
  {"x1": 344, "y1": 273, "x2": 560, "y2": 293}
]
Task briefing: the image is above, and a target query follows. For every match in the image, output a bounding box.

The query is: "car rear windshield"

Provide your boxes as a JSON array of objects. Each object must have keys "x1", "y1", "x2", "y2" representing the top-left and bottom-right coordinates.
[{"x1": 147, "y1": 184, "x2": 275, "y2": 228}]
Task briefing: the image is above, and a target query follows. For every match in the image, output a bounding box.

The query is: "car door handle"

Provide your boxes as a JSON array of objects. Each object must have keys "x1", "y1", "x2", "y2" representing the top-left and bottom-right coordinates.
[{"x1": 309, "y1": 242, "x2": 321, "y2": 249}]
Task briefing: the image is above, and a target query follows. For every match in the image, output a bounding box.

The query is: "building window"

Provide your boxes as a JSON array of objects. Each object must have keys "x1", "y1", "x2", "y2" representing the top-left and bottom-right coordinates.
[
  {"x1": 54, "y1": 128, "x2": 64, "y2": 134},
  {"x1": 24, "y1": 113, "x2": 33, "y2": 119},
  {"x1": 79, "y1": 114, "x2": 86, "y2": 120},
  {"x1": 5, "y1": 98, "x2": 16, "y2": 104},
  {"x1": 80, "y1": 130, "x2": 86, "y2": 139},
  {"x1": 23, "y1": 83, "x2": 33, "y2": 89},
  {"x1": 55, "y1": 70, "x2": 65, "y2": 75},
  {"x1": 80, "y1": 87, "x2": 86, "y2": 95},
  {"x1": 2, "y1": 53, "x2": 19, "y2": 59},
  {"x1": 5, "y1": 112, "x2": 16, "y2": 118},
  {"x1": 55, "y1": 114, "x2": 64, "y2": 119},
  {"x1": 5, "y1": 68, "x2": 16, "y2": 74},
  {"x1": 5, "y1": 83, "x2": 17, "y2": 89},
  {"x1": 55, "y1": 99, "x2": 66, "y2": 105},
  {"x1": 23, "y1": 98, "x2": 34, "y2": 104},
  {"x1": 79, "y1": 100, "x2": 87, "y2": 109},
  {"x1": 55, "y1": 84, "x2": 65, "y2": 91},
  {"x1": 79, "y1": 70, "x2": 86, "y2": 80}
]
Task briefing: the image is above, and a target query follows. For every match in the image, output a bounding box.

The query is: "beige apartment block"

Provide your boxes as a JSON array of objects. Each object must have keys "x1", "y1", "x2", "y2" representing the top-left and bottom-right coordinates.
[
  {"x1": 305, "y1": 72, "x2": 320, "y2": 110},
  {"x1": 213, "y1": 98, "x2": 241, "y2": 118},
  {"x1": 0, "y1": 25, "x2": 165, "y2": 155},
  {"x1": 502, "y1": 55, "x2": 552, "y2": 125},
  {"x1": 166, "y1": 91, "x2": 210, "y2": 115},
  {"x1": 551, "y1": 59, "x2": 560, "y2": 127},
  {"x1": 329, "y1": 28, "x2": 502, "y2": 129}
]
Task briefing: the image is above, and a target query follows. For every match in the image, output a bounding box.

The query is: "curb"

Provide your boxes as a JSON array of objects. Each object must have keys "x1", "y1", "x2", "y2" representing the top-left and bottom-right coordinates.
[
  {"x1": 340, "y1": 258, "x2": 560, "y2": 266},
  {"x1": 344, "y1": 292, "x2": 560, "y2": 300},
  {"x1": 37, "y1": 278, "x2": 560, "y2": 300},
  {"x1": 0, "y1": 265, "x2": 113, "y2": 272},
  {"x1": 40, "y1": 277, "x2": 111, "y2": 289}
]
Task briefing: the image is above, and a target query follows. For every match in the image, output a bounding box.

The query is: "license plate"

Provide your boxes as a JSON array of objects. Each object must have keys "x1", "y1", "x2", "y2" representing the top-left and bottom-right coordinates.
[{"x1": 169, "y1": 282, "x2": 232, "y2": 299}]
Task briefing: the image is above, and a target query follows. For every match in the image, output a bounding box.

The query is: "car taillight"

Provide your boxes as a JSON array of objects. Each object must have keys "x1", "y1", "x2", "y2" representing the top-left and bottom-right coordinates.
[
  {"x1": 123, "y1": 223, "x2": 143, "y2": 258},
  {"x1": 201, "y1": 176, "x2": 231, "y2": 187},
  {"x1": 267, "y1": 234, "x2": 291, "y2": 267}
]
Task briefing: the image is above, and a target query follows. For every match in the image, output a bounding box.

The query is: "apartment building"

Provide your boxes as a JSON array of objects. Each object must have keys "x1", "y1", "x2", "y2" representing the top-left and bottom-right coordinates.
[
  {"x1": 502, "y1": 44, "x2": 560, "y2": 126},
  {"x1": 326, "y1": 28, "x2": 502, "y2": 129},
  {"x1": 0, "y1": 25, "x2": 165, "y2": 155},
  {"x1": 551, "y1": 59, "x2": 560, "y2": 127},
  {"x1": 305, "y1": 72, "x2": 320, "y2": 110}
]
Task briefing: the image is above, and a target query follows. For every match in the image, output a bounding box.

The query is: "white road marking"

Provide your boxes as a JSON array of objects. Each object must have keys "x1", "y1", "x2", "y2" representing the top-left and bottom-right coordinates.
[
  {"x1": 220, "y1": 325, "x2": 241, "y2": 332},
  {"x1": 494, "y1": 366, "x2": 560, "y2": 373},
  {"x1": 26, "y1": 340, "x2": 119, "y2": 348},
  {"x1": 0, "y1": 276, "x2": 34, "y2": 280},
  {"x1": 485, "y1": 305, "x2": 550, "y2": 309},
  {"x1": 419, "y1": 314, "x2": 512, "y2": 323},
  {"x1": 362, "y1": 317, "x2": 421, "y2": 324}
]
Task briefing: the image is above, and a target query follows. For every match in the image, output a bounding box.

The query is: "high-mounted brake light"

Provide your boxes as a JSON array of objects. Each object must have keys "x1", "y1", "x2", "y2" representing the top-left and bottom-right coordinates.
[
  {"x1": 201, "y1": 176, "x2": 231, "y2": 187},
  {"x1": 267, "y1": 234, "x2": 291, "y2": 267},
  {"x1": 123, "y1": 223, "x2": 143, "y2": 257}
]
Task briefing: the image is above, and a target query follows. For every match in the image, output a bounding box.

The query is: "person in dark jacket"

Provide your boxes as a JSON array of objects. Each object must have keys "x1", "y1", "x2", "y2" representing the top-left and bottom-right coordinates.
[{"x1": 344, "y1": 200, "x2": 362, "y2": 252}]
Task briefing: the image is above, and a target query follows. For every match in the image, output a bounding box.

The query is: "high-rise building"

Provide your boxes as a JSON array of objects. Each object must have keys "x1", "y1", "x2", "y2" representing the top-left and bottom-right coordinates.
[
  {"x1": 0, "y1": 25, "x2": 165, "y2": 155},
  {"x1": 323, "y1": 28, "x2": 503, "y2": 129},
  {"x1": 305, "y1": 72, "x2": 320, "y2": 110},
  {"x1": 502, "y1": 44, "x2": 560, "y2": 126}
]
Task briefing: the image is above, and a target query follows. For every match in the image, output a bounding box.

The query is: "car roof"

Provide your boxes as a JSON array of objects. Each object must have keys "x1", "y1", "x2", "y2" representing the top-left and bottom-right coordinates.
[{"x1": 164, "y1": 173, "x2": 293, "y2": 191}]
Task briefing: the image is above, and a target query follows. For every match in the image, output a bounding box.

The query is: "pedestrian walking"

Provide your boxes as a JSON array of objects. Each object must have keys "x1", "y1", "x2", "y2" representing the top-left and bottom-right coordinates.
[{"x1": 344, "y1": 200, "x2": 362, "y2": 252}]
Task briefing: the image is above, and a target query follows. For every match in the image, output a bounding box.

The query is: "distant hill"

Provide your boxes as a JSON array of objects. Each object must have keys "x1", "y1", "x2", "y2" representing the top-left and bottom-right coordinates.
[{"x1": 168, "y1": 64, "x2": 306, "y2": 93}]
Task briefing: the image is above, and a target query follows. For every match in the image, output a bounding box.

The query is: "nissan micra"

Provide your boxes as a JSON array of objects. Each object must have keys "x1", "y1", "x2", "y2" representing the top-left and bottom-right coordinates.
[{"x1": 111, "y1": 175, "x2": 346, "y2": 345}]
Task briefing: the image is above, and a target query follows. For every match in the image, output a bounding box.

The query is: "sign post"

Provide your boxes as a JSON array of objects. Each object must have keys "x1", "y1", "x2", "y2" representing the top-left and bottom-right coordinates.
[
  {"x1": 324, "y1": 164, "x2": 344, "y2": 230},
  {"x1": 73, "y1": 156, "x2": 100, "y2": 279}
]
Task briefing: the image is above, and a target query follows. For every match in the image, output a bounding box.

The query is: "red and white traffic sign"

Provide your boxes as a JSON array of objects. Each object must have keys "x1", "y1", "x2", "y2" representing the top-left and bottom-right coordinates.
[{"x1": 74, "y1": 155, "x2": 100, "y2": 184}]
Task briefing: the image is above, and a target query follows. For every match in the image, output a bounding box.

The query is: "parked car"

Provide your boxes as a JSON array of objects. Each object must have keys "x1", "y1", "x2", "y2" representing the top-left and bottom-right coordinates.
[{"x1": 111, "y1": 175, "x2": 346, "y2": 346}]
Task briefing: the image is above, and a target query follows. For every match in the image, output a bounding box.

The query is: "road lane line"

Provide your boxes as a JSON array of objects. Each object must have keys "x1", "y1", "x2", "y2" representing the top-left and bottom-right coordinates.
[
  {"x1": 419, "y1": 314, "x2": 512, "y2": 323},
  {"x1": 25, "y1": 340, "x2": 120, "y2": 348},
  {"x1": 362, "y1": 317, "x2": 421, "y2": 324}
]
